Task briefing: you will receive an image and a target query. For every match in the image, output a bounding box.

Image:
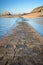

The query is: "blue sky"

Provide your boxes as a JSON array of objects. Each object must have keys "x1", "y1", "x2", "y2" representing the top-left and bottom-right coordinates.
[{"x1": 0, "y1": 0, "x2": 43, "y2": 14}]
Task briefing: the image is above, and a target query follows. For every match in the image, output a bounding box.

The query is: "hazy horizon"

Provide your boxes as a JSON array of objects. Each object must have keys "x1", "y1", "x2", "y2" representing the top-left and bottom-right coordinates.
[{"x1": 0, "y1": 0, "x2": 43, "y2": 14}]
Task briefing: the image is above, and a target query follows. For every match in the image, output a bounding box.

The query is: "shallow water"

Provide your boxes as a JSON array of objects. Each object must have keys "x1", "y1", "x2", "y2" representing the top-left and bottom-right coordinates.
[
  {"x1": 28, "y1": 18, "x2": 43, "y2": 36},
  {"x1": 0, "y1": 17, "x2": 43, "y2": 39}
]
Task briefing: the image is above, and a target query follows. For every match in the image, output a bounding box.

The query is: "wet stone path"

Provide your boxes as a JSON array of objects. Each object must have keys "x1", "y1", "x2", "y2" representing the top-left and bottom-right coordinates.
[{"x1": 0, "y1": 22, "x2": 43, "y2": 65}]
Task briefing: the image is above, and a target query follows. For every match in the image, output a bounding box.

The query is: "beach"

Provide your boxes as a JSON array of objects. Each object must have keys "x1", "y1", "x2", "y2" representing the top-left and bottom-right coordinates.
[{"x1": 0, "y1": 12, "x2": 43, "y2": 18}]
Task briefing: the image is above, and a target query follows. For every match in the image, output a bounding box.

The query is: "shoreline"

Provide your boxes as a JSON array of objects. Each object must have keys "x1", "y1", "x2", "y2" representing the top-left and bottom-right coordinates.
[{"x1": 0, "y1": 12, "x2": 43, "y2": 18}]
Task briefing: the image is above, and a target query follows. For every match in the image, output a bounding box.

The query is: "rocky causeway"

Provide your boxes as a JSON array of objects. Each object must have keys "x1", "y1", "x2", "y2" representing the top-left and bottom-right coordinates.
[{"x1": 0, "y1": 22, "x2": 43, "y2": 65}]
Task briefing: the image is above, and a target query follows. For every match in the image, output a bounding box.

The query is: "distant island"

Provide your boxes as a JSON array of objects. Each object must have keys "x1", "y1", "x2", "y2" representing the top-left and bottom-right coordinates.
[{"x1": 0, "y1": 6, "x2": 43, "y2": 18}]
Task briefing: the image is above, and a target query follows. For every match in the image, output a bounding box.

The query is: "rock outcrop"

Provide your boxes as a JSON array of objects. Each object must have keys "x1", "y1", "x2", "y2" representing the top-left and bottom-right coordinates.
[
  {"x1": 3, "y1": 11, "x2": 11, "y2": 15},
  {"x1": 31, "y1": 6, "x2": 43, "y2": 13}
]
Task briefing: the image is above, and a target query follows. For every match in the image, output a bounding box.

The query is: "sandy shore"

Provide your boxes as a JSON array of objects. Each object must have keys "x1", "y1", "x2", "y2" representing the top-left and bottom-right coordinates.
[
  {"x1": 22, "y1": 12, "x2": 43, "y2": 18},
  {"x1": 0, "y1": 12, "x2": 43, "y2": 18}
]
